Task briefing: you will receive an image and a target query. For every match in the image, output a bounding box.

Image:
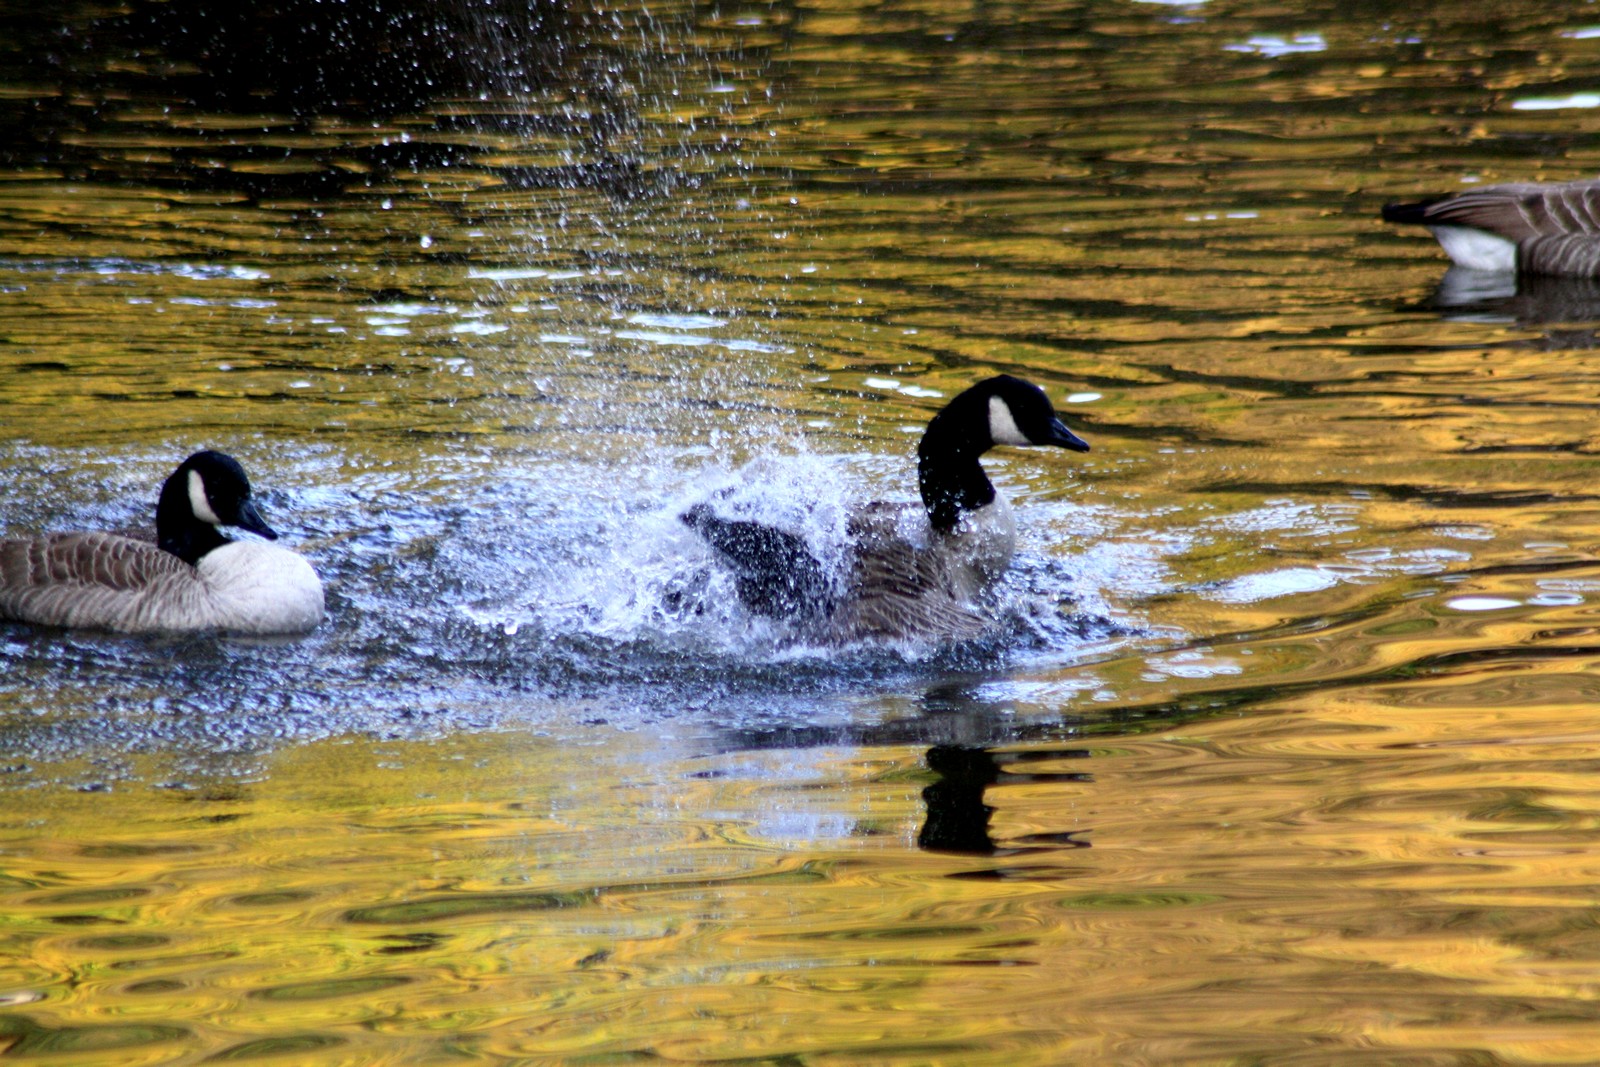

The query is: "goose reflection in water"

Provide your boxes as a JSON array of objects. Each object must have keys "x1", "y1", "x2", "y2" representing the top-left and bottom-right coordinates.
[
  {"x1": 892, "y1": 684, "x2": 1098, "y2": 857},
  {"x1": 918, "y1": 745, "x2": 1094, "y2": 857},
  {"x1": 717, "y1": 681, "x2": 1096, "y2": 858},
  {"x1": 1412, "y1": 268, "x2": 1600, "y2": 347}
]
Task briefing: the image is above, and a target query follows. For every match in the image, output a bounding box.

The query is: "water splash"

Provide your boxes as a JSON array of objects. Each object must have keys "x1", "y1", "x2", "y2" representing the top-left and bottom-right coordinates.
[{"x1": 442, "y1": 447, "x2": 1142, "y2": 678}]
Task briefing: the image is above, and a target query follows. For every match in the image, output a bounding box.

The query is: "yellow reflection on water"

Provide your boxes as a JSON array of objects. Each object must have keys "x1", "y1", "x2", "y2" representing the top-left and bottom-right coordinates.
[
  {"x1": 6, "y1": 674, "x2": 1600, "y2": 1065},
  {"x1": 8, "y1": 0, "x2": 1600, "y2": 1062}
]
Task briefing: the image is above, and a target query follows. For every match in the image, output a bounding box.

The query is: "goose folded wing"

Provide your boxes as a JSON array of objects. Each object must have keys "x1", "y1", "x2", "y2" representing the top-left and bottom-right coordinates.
[
  {"x1": 838, "y1": 527, "x2": 993, "y2": 643},
  {"x1": 0, "y1": 533, "x2": 202, "y2": 630},
  {"x1": 1414, "y1": 183, "x2": 1600, "y2": 242}
]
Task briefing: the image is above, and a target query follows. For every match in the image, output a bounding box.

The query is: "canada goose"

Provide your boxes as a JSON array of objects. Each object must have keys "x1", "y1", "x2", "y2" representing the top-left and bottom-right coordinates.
[
  {"x1": 1382, "y1": 180, "x2": 1600, "y2": 275},
  {"x1": 681, "y1": 375, "x2": 1090, "y2": 644},
  {"x1": 0, "y1": 451, "x2": 324, "y2": 634}
]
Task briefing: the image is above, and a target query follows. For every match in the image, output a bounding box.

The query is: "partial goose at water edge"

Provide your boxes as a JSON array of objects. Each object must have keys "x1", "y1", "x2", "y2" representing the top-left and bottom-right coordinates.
[
  {"x1": 680, "y1": 375, "x2": 1091, "y2": 646},
  {"x1": 1382, "y1": 179, "x2": 1600, "y2": 275},
  {"x1": 0, "y1": 450, "x2": 324, "y2": 635}
]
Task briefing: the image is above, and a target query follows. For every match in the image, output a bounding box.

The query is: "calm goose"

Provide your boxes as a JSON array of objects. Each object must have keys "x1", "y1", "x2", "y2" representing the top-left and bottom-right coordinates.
[
  {"x1": 0, "y1": 451, "x2": 324, "y2": 634},
  {"x1": 681, "y1": 375, "x2": 1090, "y2": 644},
  {"x1": 1382, "y1": 180, "x2": 1600, "y2": 275}
]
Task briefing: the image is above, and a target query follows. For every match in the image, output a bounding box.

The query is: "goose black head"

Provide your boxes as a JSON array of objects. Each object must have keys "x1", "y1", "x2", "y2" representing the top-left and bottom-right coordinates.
[
  {"x1": 918, "y1": 375, "x2": 1090, "y2": 532},
  {"x1": 157, "y1": 451, "x2": 278, "y2": 564},
  {"x1": 977, "y1": 375, "x2": 1091, "y2": 453},
  {"x1": 921, "y1": 375, "x2": 1090, "y2": 459}
]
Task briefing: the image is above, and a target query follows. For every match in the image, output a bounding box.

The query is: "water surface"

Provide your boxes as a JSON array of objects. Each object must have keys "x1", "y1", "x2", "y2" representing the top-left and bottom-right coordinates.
[{"x1": 5, "y1": 0, "x2": 1600, "y2": 1062}]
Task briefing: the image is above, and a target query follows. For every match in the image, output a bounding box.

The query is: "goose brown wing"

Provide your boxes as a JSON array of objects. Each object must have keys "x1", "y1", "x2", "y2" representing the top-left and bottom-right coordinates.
[
  {"x1": 835, "y1": 504, "x2": 993, "y2": 643},
  {"x1": 0, "y1": 533, "x2": 198, "y2": 630},
  {"x1": 1518, "y1": 232, "x2": 1600, "y2": 276},
  {"x1": 1415, "y1": 182, "x2": 1600, "y2": 243}
]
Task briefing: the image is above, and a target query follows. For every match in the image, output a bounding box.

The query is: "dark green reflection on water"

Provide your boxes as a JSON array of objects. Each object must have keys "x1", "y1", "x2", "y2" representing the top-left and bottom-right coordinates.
[
  {"x1": 0, "y1": 0, "x2": 760, "y2": 204},
  {"x1": 0, "y1": 1013, "x2": 190, "y2": 1056}
]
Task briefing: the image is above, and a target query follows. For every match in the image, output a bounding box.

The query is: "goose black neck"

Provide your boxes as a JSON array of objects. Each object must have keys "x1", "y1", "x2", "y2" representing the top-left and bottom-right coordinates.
[
  {"x1": 917, "y1": 403, "x2": 995, "y2": 534},
  {"x1": 156, "y1": 473, "x2": 229, "y2": 565}
]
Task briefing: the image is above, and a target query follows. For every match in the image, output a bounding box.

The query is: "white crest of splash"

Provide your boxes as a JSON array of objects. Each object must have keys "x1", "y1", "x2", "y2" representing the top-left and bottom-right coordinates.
[
  {"x1": 456, "y1": 450, "x2": 1147, "y2": 667},
  {"x1": 525, "y1": 453, "x2": 862, "y2": 657}
]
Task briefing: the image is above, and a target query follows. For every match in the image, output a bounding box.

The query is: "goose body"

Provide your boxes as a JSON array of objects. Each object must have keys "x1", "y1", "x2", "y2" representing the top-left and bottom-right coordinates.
[
  {"x1": 1382, "y1": 180, "x2": 1600, "y2": 275},
  {"x1": 681, "y1": 376, "x2": 1089, "y2": 644},
  {"x1": 0, "y1": 452, "x2": 324, "y2": 635}
]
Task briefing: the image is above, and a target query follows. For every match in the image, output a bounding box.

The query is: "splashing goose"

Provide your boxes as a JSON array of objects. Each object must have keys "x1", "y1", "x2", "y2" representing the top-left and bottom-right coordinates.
[
  {"x1": 0, "y1": 451, "x2": 324, "y2": 634},
  {"x1": 1382, "y1": 180, "x2": 1600, "y2": 275},
  {"x1": 681, "y1": 375, "x2": 1090, "y2": 644}
]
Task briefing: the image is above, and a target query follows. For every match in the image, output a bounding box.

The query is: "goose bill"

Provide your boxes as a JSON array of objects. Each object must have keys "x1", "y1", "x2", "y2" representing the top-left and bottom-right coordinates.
[
  {"x1": 232, "y1": 499, "x2": 280, "y2": 541},
  {"x1": 1046, "y1": 418, "x2": 1091, "y2": 452}
]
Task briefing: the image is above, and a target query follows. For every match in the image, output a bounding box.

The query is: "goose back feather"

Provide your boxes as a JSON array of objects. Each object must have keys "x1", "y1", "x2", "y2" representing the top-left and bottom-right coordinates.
[
  {"x1": 0, "y1": 534, "x2": 323, "y2": 634},
  {"x1": 824, "y1": 501, "x2": 1002, "y2": 644},
  {"x1": 1383, "y1": 180, "x2": 1600, "y2": 275}
]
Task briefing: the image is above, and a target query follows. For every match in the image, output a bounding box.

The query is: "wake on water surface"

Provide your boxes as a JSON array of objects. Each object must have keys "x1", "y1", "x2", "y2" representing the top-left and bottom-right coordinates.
[{"x1": 0, "y1": 438, "x2": 1172, "y2": 779}]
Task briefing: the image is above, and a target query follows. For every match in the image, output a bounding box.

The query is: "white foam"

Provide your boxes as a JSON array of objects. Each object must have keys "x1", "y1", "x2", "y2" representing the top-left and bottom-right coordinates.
[
  {"x1": 1512, "y1": 93, "x2": 1600, "y2": 111},
  {"x1": 1209, "y1": 567, "x2": 1338, "y2": 604}
]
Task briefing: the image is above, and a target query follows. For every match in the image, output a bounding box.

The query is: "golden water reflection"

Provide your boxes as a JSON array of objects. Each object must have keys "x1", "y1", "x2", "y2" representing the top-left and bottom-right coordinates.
[
  {"x1": 5, "y1": 0, "x2": 1600, "y2": 1061},
  {"x1": 9, "y1": 667, "x2": 1600, "y2": 1065}
]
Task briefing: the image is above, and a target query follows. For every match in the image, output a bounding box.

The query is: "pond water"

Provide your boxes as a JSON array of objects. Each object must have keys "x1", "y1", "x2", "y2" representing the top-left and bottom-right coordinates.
[{"x1": 6, "y1": 0, "x2": 1600, "y2": 1061}]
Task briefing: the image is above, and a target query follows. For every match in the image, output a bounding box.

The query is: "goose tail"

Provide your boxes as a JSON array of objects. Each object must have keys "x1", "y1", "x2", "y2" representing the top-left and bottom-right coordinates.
[{"x1": 1381, "y1": 198, "x2": 1442, "y2": 226}]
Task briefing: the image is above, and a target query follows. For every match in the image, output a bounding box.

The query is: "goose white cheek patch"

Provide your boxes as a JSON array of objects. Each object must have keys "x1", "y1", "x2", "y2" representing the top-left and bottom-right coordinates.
[
  {"x1": 987, "y1": 395, "x2": 1031, "y2": 446},
  {"x1": 188, "y1": 469, "x2": 224, "y2": 525}
]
